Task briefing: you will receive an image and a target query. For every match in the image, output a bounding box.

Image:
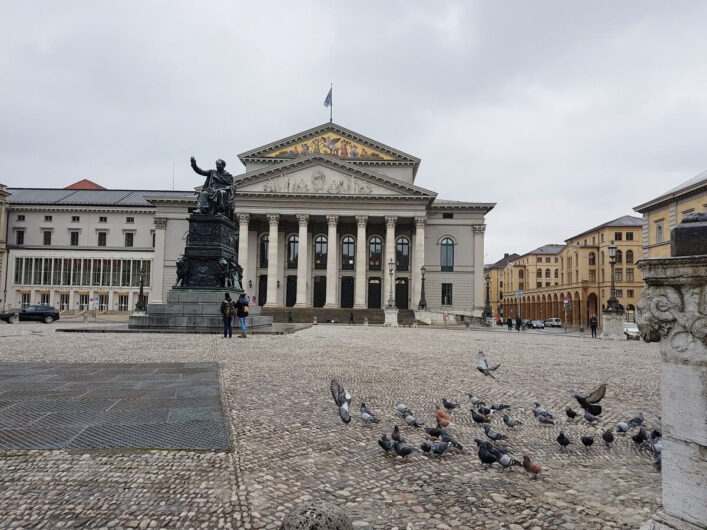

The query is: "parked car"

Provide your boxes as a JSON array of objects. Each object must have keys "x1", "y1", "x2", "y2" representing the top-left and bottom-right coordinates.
[
  {"x1": 624, "y1": 322, "x2": 640, "y2": 340},
  {"x1": 544, "y1": 318, "x2": 562, "y2": 328},
  {"x1": 531, "y1": 320, "x2": 545, "y2": 329},
  {"x1": 1, "y1": 305, "x2": 60, "y2": 324}
]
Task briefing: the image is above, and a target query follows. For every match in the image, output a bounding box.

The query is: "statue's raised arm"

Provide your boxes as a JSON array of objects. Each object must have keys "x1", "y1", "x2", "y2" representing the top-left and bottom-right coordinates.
[
  {"x1": 191, "y1": 157, "x2": 235, "y2": 219},
  {"x1": 190, "y1": 156, "x2": 210, "y2": 177}
]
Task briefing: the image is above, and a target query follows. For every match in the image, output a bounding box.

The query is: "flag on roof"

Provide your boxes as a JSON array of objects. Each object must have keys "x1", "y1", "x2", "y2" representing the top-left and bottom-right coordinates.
[{"x1": 323, "y1": 87, "x2": 332, "y2": 108}]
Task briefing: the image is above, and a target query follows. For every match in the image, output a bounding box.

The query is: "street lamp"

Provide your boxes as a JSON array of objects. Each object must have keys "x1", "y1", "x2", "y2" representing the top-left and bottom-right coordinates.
[
  {"x1": 387, "y1": 259, "x2": 396, "y2": 308},
  {"x1": 483, "y1": 273, "x2": 493, "y2": 318},
  {"x1": 606, "y1": 244, "x2": 622, "y2": 313},
  {"x1": 418, "y1": 265, "x2": 427, "y2": 310},
  {"x1": 135, "y1": 267, "x2": 147, "y2": 312}
]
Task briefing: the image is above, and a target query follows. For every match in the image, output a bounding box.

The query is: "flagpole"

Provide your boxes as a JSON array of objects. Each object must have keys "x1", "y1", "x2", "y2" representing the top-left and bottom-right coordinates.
[{"x1": 330, "y1": 83, "x2": 333, "y2": 123}]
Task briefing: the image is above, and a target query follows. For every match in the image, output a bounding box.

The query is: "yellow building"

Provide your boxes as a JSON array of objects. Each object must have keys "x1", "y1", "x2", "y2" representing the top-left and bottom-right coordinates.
[
  {"x1": 634, "y1": 170, "x2": 707, "y2": 258},
  {"x1": 484, "y1": 253, "x2": 519, "y2": 318},
  {"x1": 501, "y1": 216, "x2": 644, "y2": 326},
  {"x1": 0, "y1": 184, "x2": 9, "y2": 308}
]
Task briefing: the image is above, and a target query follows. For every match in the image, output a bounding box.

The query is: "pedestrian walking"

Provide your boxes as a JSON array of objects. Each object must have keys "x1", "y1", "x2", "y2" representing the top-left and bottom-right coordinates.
[
  {"x1": 507, "y1": 317, "x2": 513, "y2": 331},
  {"x1": 251, "y1": 295, "x2": 256, "y2": 304},
  {"x1": 235, "y1": 293, "x2": 250, "y2": 338},
  {"x1": 349, "y1": 312, "x2": 354, "y2": 325},
  {"x1": 589, "y1": 315, "x2": 598, "y2": 338},
  {"x1": 515, "y1": 316, "x2": 521, "y2": 331},
  {"x1": 220, "y1": 293, "x2": 235, "y2": 338}
]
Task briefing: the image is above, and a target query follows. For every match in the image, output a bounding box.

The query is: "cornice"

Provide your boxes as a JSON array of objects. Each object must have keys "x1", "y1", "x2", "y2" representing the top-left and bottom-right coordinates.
[{"x1": 236, "y1": 191, "x2": 432, "y2": 202}]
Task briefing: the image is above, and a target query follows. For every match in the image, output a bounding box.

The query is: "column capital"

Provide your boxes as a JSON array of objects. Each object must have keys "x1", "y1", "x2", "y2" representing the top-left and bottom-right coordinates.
[
  {"x1": 297, "y1": 214, "x2": 310, "y2": 226},
  {"x1": 355, "y1": 215, "x2": 368, "y2": 228},
  {"x1": 415, "y1": 217, "x2": 426, "y2": 230},
  {"x1": 326, "y1": 215, "x2": 339, "y2": 226},
  {"x1": 385, "y1": 216, "x2": 398, "y2": 229},
  {"x1": 472, "y1": 224, "x2": 486, "y2": 234},
  {"x1": 237, "y1": 213, "x2": 251, "y2": 225},
  {"x1": 153, "y1": 218, "x2": 167, "y2": 230},
  {"x1": 267, "y1": 214, "x2": 280, "y2": 226}
]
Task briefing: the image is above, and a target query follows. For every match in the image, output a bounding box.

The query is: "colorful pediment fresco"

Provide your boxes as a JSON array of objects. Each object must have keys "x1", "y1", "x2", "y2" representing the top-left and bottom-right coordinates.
[{"x1": 263, "y1": 133, "x2": 396, "y2": 161}]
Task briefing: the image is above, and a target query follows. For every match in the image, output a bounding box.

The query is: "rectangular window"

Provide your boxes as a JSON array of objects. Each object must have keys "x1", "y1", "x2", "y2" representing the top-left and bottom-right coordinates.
[
  {"x1": 442, "y1": 213, "x2": 453, "y2": 219},
  {"x1": 589, "y1": 270, "x2": 596, "y2": 282},
  {"x1": 126, "y1": 216, "x2": 134, "y2": 224},
  {"x1": 615, "y1": 232, "x2": 622, "y2": 241},
  {"x1": 545, "y1": 257, "x2": 550, "y2": 262},
  {"x1": 536, "y1": 257, "x2": 542, "y2": 263},
  {"x1": 43, "y1": 258, "x2": 52, "y2": 285},
  {"x1": 82, "y1": 259, "x2": 91, "y2": 285},
  {"x1": 40, "y1": 293, "x2": 50, "y2": 305},
  {"x1": 17, "y1": 214, "x2": 25, "y2": 221},
  {"x1": 616, "y1": 289, "x2": 623, "y2": 298},
  {"x1": 23, "y1": 258, "x2": 32, "y2": 284},
  {"x1": 519, "y1": 282, "x2": 524, "y2": 290},
  {"x1": 142, "y1": 260, "x2": 151, "y2": 287},
  {"x1": 601, "y1": 234, "x2": 605, "y2": 242},
  {"x1": 626, "y1": 232, "x2": 634, "y2": 241},
  {"x1": 71, "y1": 216, "x2": 80, "y2": 222},
  {"x1": 43, "y1": 231, "x2": 52, "y2": 245},
  {"x1": 98, "y1": 232, "x2": 107, "y2": 247},
  {"x1": 102, "y1": 259, "x2": 111, "y2": 286},
  {"x1": 16, "y1": 230, "x2": 25, "y2": 245},
  {"x1": 112, "y1": 259, "x2": 121, "y2": 286},
  {"x1": 21, "y1": 293, "x2": 30, "y2": 308},
  {"x1": 71, "y1": 259, "x2": 81, "y2": 286},
  {"x1": 536, "y1": 282, "x2": 542, "y2": 288},
  {"x1": 627, "y1": 289, "x2": 634, "y2": 297},
  {"x1": 44, "y1": 215, "x2": 53, "y2": 222},
  {"x1": 92, "y1": 259, "x2": 102, "y2": 286},
  {"x1": 62, "y1": 258, "x2": 71, "y2": 285},
  {"x1": 441, "y1": 283, "x2": 453, "y2": 305},
  {"x1": 70, "y1": 231, "x2": 79, "y2": 246},
  {"x1": 99, "y1": 216, "x2": 107, "y2": 223},
  {"x1": 121, "y1": 260, "x2": 131, "y2": 287},
  {"x1": 14, "y1": 258, "x2": 23, "y2": 284},
  {"x1": 124, "y1": 232, "x2": 134, "y2": 247},
  {"x1": 592, "y1": 236, "x2": 596, "y2": 245},
  {"x1": 131, "y1": 260, "x2": 142, "y2": 286},
  {"x1": 627, "y1": 268, "x2": 634, "y2": 282},
  {"x1": 152, "y1": 232, "x2": 156, "y2": 248},
  {"x1": 615, "y1": 268, "x2": 623, "y2": 282},
  {"x1": 53, "y1": 258, "x2": 62, "y2": 285}
]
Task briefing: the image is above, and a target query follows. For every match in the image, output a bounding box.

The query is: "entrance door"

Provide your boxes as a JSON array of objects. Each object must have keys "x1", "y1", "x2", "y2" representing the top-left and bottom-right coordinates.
[
  {"x1": 313, "y1": 276, "x2": 326, "y2": 307},
  {"x1": 395, "y1": 278, "x2": 409, "y2": 309},
  {"x1": 340, "y1": 276, "x2": 354, "y2": 308},
  {"x1": 258, "y1": 275, "x2": 267, "y2": 306},
  {"x1": 286, "y1": 276, "x2": 297, "y2": 307},
  {"x1": 367, "y1": 278, "x2": 381, "y2": 309}
]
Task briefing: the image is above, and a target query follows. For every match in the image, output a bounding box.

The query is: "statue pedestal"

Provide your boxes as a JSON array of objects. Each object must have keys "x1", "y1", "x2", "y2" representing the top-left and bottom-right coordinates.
[
  {"x1": 600, "y1": 310, "x2": 625, "y2": 340},
  {"x1": 182, "y1": 214, "x2": 241, "y2": 291},
  {"x1": 383, "y1": 307, "x2": 399, "y2": 327}
]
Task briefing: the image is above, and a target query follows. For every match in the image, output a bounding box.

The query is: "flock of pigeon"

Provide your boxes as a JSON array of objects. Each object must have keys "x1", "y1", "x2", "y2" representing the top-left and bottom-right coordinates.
[{"x1": 330, "y1": 351, "x2": 662, "y2": 479}]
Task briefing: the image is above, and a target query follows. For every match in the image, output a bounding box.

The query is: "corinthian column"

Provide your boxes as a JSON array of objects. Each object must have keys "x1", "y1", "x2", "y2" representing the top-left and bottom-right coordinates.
[
  {"x1": 473, "y1": 224, "x2": 486, "y2": 313},
  {"x1": 238, "y1": 213, "x2": 250, "y2": 292},
  {"x1": 295, "y1": 214, "x2": 309, "y2": 307},
  {"x1": 264, "y1": 214, "x2": 280, "y2": 307},
  {"x1": 384, "y1": 216, "x2": 397, "y2": 306},
  {"x1": 324, "y1": 215, "x2": 339, "y2": 307},
  {"x1": 354, "y1": 216, "x2": 368, "y2": 308}
]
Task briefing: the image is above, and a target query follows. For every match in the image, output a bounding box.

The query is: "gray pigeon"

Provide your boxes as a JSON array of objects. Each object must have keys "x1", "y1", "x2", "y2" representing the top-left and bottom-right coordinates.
[
  {"x1": 533, "y1": 402, "x2": 554, "y2": 419},
  {"x1": 503, "y1": 415, "x2": 523, "y2": 428},
  {"x1": 378, "y1": 434, "x2": 394, "y2": 452},
  {"x1": 491, "y1": 402, "x2": 510, "y2": 411},
  {"x1": 403, "y1": 412, "x2": 424, "y2": 427},
  {"x1": 468, "y1": 393, "x2": 486, "y2": 406},
  {"x1": 537, "y1": 414, "x2": 555, "y2": 425},
  {"x1": 360, "y1": 402, "x2": 379, "y2": 424},
  {"x1": 421, "y1": 441, "x2": 452, "y2": 456},
  {"x1": 616, "y1": 421, "x2": 632, "y2": 433},
  {"x1": 484, "y1": 425, "x2": 508, "y2": 441},
  {"x1": 498, "y1": 453, "x2": 521, "y2": 469},
  {"x1": 477, "y1": 351, "x2": 501, "y2": 378},
  {"x1": 393, "y1": 441, "x2": 418, "y2": 458},
  {"x1": 396, "y1": 402, "x2": 410, "y2": 415},
  {"x1": 584, "y1": 411, "x2": 600, "y2": 423},
  {"x1": 629, "y1": 412, "x2": 644, "y2": 427}
]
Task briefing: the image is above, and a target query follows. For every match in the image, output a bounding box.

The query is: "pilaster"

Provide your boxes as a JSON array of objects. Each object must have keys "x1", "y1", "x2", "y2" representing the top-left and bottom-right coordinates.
[
  {"x1": 354, "y1": 216, "x2": 368, "y2": 308},
  {"x1": 264, "y1": 214, "x2": 281, "y2": 307},
  {"x1": 295, "y1": 214, "x2": 310, "y2": 307},
  {"x1": 384, "y1": 216, "x2": 397, "y2": 307},
  {"x1": 324, "y1": 215, "x2": 339, "y2": 307},
  {"x1": 151, "y1": 217, "x2": 167, "y2": 304},
  {"x1": 238, "y1": 213, "x2": 250, "y2": 296},
  {"x1": 472, "y1": 224, "x2": 486, "y2": 313}
]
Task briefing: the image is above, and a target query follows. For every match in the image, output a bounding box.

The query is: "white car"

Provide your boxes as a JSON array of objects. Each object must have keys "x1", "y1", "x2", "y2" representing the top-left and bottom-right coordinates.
[
  {"x1": 544, "y1": 318, "x2": 562, "y2": 328},
  {"x1": 624, "y1": 322, "x2": 640, "y2": 340}
]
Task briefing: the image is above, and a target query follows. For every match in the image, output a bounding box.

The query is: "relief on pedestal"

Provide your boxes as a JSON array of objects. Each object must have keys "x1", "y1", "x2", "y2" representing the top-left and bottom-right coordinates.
[{"x1": 637, "y1": 284, "x2": 707, "y2": 350}]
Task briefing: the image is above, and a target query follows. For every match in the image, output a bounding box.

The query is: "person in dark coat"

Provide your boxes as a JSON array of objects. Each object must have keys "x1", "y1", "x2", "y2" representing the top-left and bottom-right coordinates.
[
  {"x1": 220, "y1": 293, "x2": 235, "y2": 338},
  {"x1": 235, "y1": 293, "x2": 250, "y2": 338},
  {"x1": 589, "y1": 315, "x2": 598, "y2": 338},
  {"x1": 507, "y1": 317, "x2": 513, "y2": 331},
  {"x1": 515, "y1": 316, "x2": 521, "y2": 331}
]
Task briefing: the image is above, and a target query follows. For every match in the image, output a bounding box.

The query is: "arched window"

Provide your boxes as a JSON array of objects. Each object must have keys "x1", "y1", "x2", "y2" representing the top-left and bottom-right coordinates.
[
  {"x1": 554, "y1": 269, "x2": 558, "y2": 279},
  {"x1": 536, "y1": 269, "x2": 542, "y2": 279},
  {"x1": 287, "y1": 235, "x2": 299, "y2": 269},
  {"x1": 396, "y1": 237, "x2": 410, "y2": 271},
  {"x1": 314, "y1": 235, "x2": 327, "y2": 269},
  {"x1": 368, "y1": 236, "x2": 382, "y2": 270},
  {"x1": 342, "y1": 236, "x2": 355, "y2": 270},
  {"x1": 545, "y1": 268, "x2": 551, "y2": 278},
  {"x1": 440, "y1": 238, "x2": 454, "y2": 271},
  {"x1": 656, "y1": 224, "x2": 664, "y2": 243},
  {"x1": 259, "y1": 235, "x2": 269, "y2": 268},
  {"x1": 616, "y1": 249, "x2": 623, "y2": 264},
  {"x1": 588, "y1": 252, "x2": 596, "y2": 266},
  {"x1": 626, "y1": 250, "x2": 634, "y2": 264}
]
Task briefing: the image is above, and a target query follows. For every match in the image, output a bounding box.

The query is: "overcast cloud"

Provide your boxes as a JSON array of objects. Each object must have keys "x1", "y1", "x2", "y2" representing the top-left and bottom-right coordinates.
[{"x1": 1, "y1": 1, "x2": 705, "y2": 262}]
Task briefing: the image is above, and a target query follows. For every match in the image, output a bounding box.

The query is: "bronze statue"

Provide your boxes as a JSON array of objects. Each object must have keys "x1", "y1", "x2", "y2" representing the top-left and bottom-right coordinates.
[
  {"x1": 191, "y1": 157, "x2": 234, "y2": 219},
  {"x1": 175, "y1": 255, "x2": 189, "y2": 287}
]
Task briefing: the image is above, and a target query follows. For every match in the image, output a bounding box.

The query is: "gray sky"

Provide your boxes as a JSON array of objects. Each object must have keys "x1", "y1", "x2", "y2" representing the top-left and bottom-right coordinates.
[{"x1": 1, "y1": 1, "x2": 705, "y2": 263}]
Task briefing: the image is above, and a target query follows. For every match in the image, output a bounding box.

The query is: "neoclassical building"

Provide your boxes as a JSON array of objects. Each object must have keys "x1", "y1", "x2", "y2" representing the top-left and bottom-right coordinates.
[{"x1": 151, "y1": 122, "x2": 494, "y2": 313}]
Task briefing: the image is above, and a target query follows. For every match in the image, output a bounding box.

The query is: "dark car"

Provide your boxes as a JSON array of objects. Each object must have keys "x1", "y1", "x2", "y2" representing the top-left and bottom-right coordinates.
[{"x1": 1, "y1": 305, "x2": 60, "y2": 324}]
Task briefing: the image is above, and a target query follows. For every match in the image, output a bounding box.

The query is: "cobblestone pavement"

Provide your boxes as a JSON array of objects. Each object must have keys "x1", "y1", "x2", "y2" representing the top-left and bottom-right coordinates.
[{"x1": 0, "y1": 324, "x2": 662, "y2": 529}]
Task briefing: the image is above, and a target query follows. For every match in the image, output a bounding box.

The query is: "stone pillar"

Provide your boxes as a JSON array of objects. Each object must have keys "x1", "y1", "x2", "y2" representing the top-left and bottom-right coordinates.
[
  {"x1": 412, "y1": 217, "x2": 426, "y2": 309},
  {"x1": 295, "y1": 214, "x2": 309, "y2": 307},
  {"x1": 637, "y1": 213, "x2": 707, "y2": 530},
  {"x1": 151, "y1": 217, "x2": 167, "y2": 303},
  {"x1": 264, "y1": 214, "x2": 281, "y2": 307},
  {"x1": 354, "y1": 216, "x2": 368, "y2": 308},
  {"x1": 238, "y1": 214, "x2": 250, "y2": 293},
  {"x1": 384, "y1": 216, "x2": 397, "y2": 306},
  {"x1": 472, "y1": 224, "x2": 486, "y2": 314},
  {"x1": 324, "y1": 215, "x2": 339, "y2": 307}
]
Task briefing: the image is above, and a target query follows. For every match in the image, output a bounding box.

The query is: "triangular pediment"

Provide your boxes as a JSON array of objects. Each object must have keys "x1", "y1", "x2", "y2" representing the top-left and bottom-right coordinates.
[
  {"x1": 238, "y1": 122, "x2": 420, "y2": 165},
  {"x1": 235, "y1": 155, "x2": 434, "y2": 198}
]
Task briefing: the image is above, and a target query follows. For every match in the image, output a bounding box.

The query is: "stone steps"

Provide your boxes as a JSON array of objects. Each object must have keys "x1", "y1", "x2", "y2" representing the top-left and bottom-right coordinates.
[{"x1": 260, "y1": 307, "x2": 417, "y2": 325}]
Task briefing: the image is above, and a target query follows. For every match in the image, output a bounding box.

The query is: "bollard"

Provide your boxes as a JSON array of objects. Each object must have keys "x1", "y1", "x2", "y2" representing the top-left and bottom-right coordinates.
[
  {"x1": 313, "y1": 316, "x2": 317, "y2": 325},
  {"x1": 364, "y1": 317, "x2": 368, "y2": 328}
]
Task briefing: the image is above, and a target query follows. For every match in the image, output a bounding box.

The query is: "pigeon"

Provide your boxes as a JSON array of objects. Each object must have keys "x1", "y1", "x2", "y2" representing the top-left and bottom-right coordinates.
[
  {"x1": 616, "y1": 421, "x2": 632, "y2": 433},
  {"x1": 477, "y1": 405, "x2": 492, "y2": 416},
  {"x1": 537, "y1": 415, "x2": 555, "y2": 425},
  {"x1": 338, "y1": 401, "x2": 351, "y2": 423},
  {"x1": 378, "y1": 434, "x2": 395, "y2": 452},
  {"x1": 602, "y1": 429, "x2": 614, "y2": 448},
  {"x1": 632, "y1": 427, "x2": 648, "y2": 445},
  {"x1": 523, "y1": 455, "x2": 542, "y2": 480},
  {"x1": 647, "y1": 436, "x2": 663, "y2": 454},
  {"x1": 442, "y1": 398, "x2": 459, "y2": 410},
  {"x1": 404, "y1": 412, "x2": 424, "y2": 428},
  {"x1": 477, "y1": 351, "x2": 501, "y2": 378},
  {"x1": 503, "y1": 415, "x2": 523, "y2": 428},
  {"x1": 393, "y1": 441, "x2": 417, "y2": 458},
  {"x1": 471, "y1": 409, "x2": 490, "y2": 424},
  {"x1": 533, "y1": 403, "x2": 554, "y2": 419},
  {"x1": 584, "y1": 411, "x2": 600, "y2": 423},
  {"x1": 440, "y1": 431, "x2": 463, "y2": 450},
  {"x1": 566, "y1": 407, "x2": 578, "y2": 420},
  {"x1": 330, "y1": 379, "x2": 352, "y2": 423},
  {"x1": 581, "y1": 436, "x2": 595, "y2": 448},
  {"x1": 651, "y1": 429, "x2": 662, "y2": 440},
  {"x1": 474, "y1": 439, "x2": 511, "y2": 457},
  {"x1": 421, "y1": 440, "x2": 452, "y2": 456},
  {"x1": 395, "y1": 402, "x2": 410, "y2": 415},
  {"x1": 557, "y1": 431, "x2": 572, "y2": 451},
  {"x1": 468, "y1": 393, "x2": 486, "y2": 406},
  {"x1": 360, "y1": 402, "x2": 379, "y2": 424},
  {"x1": 435, "y1": 405, "x2": 452, "y2": 425},
  {"x1": 425, "y1": 425, "x2": 444, "y2": 439},
  {"x1": 392, "y1": 425, "x2": 405, "y2": 443},
  {"x1": 491, "y1": 402, "x2": 510, "y2": 411},
  {"x1": 629, "y1": 412, "x2": 644, "y2": 427},
  {"x1": 477, "y1": 445, "x2": 498, "y2": 466},
  {"x1": 483, "y1": 425, "x2": 508, "y2": 441},
  {"x1": 654, "y1": 453, "x2": 662, "y2": 471},
  {"x1": 573, "y1": 383, "x2": 606, "y2": 416},
  {"x1": 498, "y1": 453, "x2": 521, "y2": 469}
]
